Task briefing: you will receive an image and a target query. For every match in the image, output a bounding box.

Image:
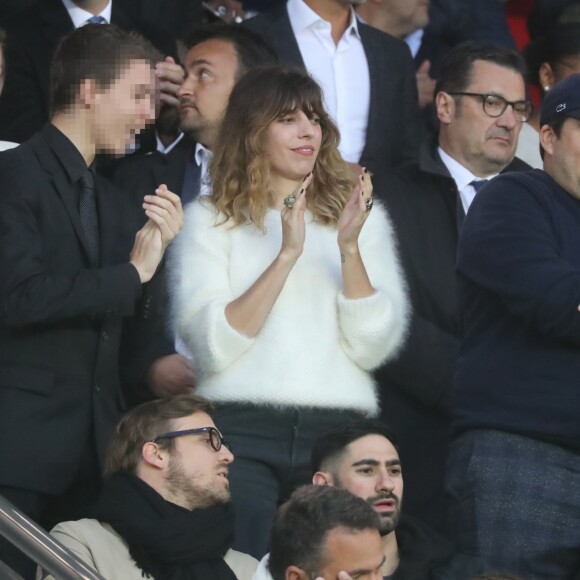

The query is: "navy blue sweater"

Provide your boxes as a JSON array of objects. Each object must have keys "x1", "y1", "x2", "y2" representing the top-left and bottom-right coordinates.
[{"x1": 453, "y1": 169, "x2": 580, "y2": 448}]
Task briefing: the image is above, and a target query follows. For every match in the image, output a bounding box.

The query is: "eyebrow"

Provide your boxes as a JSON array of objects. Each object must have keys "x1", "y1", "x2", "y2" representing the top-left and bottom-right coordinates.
[
  {"x1": 188, "y1": 58, "x2": 213, "y2": 68},
  {"x1": 351, "y1": 458, "x2": 401, "y2": 468}
]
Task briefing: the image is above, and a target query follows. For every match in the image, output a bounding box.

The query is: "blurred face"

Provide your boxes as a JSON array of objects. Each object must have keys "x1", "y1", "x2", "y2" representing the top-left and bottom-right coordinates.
[
  {"x1": 163, "y1": 412, "x2": 234, "y2": 510},
  {"x1": 315, "y1": 528, "x2": 384, "y2": 580},
  {"x1": 92, "y1": 59, "x2": 155, "y2": 155},
  {"x1": 334, "y1": 435, "x2": 403, "y2": 536},
  {"x1": 382, "y1": 0, "x2": 429, "y2": 36},
  {"x1": 262, "y1": 108, "x2": 322, "y2": 193},
  {"x1": 177, "y1": 39, "x2": 239, "y2": 148},
  {"x1": 437, "y1": 60, "x2": 525, "y2": 177}
]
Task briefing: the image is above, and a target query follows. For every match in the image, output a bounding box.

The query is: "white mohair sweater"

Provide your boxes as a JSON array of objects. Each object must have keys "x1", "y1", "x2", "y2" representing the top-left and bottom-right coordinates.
[{"x1": 169, "y1": 199, "x2": 409, "y2": 415}]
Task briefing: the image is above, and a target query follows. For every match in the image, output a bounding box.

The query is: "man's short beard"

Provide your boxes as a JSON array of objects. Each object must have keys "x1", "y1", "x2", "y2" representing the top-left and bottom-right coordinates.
[
  {"x1": 165, "y1": 454, "x2": 229, "y2": 511},
  {"x1": 366, "y1": 492, "x2": 401, "y2": 536}
]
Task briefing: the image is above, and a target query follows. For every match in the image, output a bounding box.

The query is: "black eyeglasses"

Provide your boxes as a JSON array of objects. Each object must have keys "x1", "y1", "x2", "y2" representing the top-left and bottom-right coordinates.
[
  {"x1": 447, "y1": 92, "x2": 532, "y2": 123},
  {"x1": 152, "y1": 426, "x2": 231, "y2": 452}
]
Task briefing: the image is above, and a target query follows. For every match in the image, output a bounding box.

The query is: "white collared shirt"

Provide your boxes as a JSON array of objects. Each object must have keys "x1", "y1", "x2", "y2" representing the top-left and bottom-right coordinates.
[
  {"x1": 438, "y1": 147, "x2": 498, "y2": 213},
  {"x1": 155, "y1": 132, "x2": 185, "y2": 155},
  {"x1": 286, "y1": 0, "x2": 370, "y2": 164},
  {"x1": 405, "y1": 28, "x2": 424, "y2": 59},
  {"x1": 195, "y1": 142, "x2": 213, "y2": 197},
  {"x1": 61, "y1": 0, "x2": 112, "y2": 28}
]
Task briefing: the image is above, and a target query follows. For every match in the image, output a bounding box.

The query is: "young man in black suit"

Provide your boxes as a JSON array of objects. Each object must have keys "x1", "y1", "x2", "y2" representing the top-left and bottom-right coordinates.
[{"x1": 0, "y1": 24, "x2": 183, "y2": 577}]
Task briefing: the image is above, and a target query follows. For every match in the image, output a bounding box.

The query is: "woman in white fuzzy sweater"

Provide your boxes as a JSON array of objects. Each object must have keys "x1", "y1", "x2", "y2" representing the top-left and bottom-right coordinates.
[{"x1": 170, "y1": 66, "x2": 409, "y2": 558}]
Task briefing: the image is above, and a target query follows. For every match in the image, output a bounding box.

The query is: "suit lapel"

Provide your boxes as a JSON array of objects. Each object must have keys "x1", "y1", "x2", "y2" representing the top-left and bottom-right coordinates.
[
  {"x1": 262, "y1": 6, "x2": 305, "y2": 67},
  {"x1": 33, "y1": 134, "x2": 94, "y2": 262}
]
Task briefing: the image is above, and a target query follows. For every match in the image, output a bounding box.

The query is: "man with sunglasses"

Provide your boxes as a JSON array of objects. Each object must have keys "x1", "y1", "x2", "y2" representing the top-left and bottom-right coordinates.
[
  {"x1": 40, "y1": 395, "x2": 258, "y2": 580},
  {"x1": 371, "y1": 42, "x2": 531, "y2": 538}
]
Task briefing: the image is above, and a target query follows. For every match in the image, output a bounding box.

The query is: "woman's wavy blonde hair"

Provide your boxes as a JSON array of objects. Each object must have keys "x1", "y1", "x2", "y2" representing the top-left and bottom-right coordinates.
[{"x1": 208, "y1": 66, "x2": 354, "y2": 230}]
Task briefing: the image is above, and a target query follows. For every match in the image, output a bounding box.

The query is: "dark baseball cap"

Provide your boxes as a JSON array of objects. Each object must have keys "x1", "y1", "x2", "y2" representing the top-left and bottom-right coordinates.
[{"x1": 541, "y1": 73, "x2": 580, "y2": 126}]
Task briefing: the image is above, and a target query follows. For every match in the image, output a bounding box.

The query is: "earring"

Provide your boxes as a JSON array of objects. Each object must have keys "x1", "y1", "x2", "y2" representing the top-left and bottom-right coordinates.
[{"x1": 544, "y1": 85, "x2": 551, "y2": 92}]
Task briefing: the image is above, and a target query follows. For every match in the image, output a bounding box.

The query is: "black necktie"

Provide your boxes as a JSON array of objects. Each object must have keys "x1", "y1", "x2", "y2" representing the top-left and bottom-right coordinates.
[
  {"x1": 470, "y1": 179, "x2": 488, "y2": 194},
  {"x1": 79, "y1": 168, "x2": 100, "y2": 266}
]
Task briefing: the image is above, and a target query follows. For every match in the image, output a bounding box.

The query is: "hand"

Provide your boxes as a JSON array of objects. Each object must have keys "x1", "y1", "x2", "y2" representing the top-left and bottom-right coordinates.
[
  {"x1": 131, "y1": 185, "x2": 184, "y2": 283},
  {"x1": 147, "y1": 354, "x2": 196, "y2": 398},
  {"x1": 142, "y1": 184, "x2": 184, "y2": 248},
  {"x1": 206, "y1": 0, "x2": 246, "y2": 22},
  {"x1": 337, "y1": 168, "x2": 372, "y2": 254},
  {"x1": 155, "y1": 56, "x2": 185, "y2": 109},
  {"x1": 279, "y1": 172, "x2": 313, "y2": 262},
  {"x1": 416, "y1": 60, "x2": 436, "y2": 110}
]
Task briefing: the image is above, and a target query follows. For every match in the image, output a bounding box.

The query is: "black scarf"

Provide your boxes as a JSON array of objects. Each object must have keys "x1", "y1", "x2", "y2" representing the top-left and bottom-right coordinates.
[{"x1": 91, "y1": 471, "x2": 238, "y2": 580}]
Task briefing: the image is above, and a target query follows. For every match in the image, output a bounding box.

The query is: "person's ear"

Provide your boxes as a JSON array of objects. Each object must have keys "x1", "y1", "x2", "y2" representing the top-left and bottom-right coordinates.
[
  {"x1": 77, "y1": 77, "x2": 98, "y2": 109},
  {"x1": 141, "y1": 441, "x2": 167, "y2": 470},
  {"x1": 286, "y1": 565, "x2": 308, "y2": 580},
  {"x1": 539, "y1": 61, "x2": 555, "y2": 93},
  {"x1": 435, "y1": 91, "x2": 456, "y2": 125},
  {"x1": 312, "y1": 471, "x2": 334, "y2": 486},
  {"x1": 539, "y1": 123, "x2": 557, "y2": 157}
]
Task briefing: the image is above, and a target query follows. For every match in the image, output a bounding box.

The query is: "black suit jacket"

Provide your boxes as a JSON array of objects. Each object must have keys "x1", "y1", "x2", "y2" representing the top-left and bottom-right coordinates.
[
  {"x1": 244, "y1": 4, "x2": 424, "y2": 173},
  {"x1": 112, "y1": 137, "x2": 197, "y2": 402},
  {"x1": 374, "y1": 138, "x2": 531, "y2": 411},
  {"x1": 0, "y1": 0, "x2": 175, "y2": 144},
  {"x1": 0, "y1": 125, "x2": 144, "y2": 494},
  {"x1": 371, "y1": 137, "x2": 530, "y2": 534}
]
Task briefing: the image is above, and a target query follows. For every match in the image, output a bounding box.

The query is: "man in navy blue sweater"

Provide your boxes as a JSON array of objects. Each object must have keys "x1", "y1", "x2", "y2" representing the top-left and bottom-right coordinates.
[{"x1": 448, "y1": 73, "x2": 580, "y2": 579}]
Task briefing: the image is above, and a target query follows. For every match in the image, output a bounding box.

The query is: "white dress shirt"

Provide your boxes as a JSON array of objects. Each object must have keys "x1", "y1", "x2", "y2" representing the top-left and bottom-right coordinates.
[
  {"x1": 61, "y1": 0, "x2": 112, "y2": 27},
  {"x1": 405, "y1": 28, "x2": 424, "y2": 59},
  {"x1": 438, "y1": 147, "x2": 498, "y2": 213},
  {"x1": 286, "y1": 0, "x2": 370, "y2": 164},
  {"x1": 195, "y1": 142, "x2": 213, "y2": 198}
]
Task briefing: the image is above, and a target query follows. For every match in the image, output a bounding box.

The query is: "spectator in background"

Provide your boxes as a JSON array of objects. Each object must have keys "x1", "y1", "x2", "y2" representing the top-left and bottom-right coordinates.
[
  {"x1": 41, "y1": 395, "x2": 258, "y2": 580},
  {"x1": 372, "y1": 42, "x2": 530, "y2": 539},
  {"x1": 170, "y1": 66, "x2": 409, "y2": 558},
  {"x1": 267, "y1": 485, "x2": 384, "y2": 580},
  {"x1": 356, "y1": 0, "x2": 444, "y2": 111},
  {"x1": 254, "y1": 420, "x2": 485, "y2": 579},
  {"x1": 449, "y1": 72, "x2": 580, "y2": 578},
  {"x1": 114, "y1": 24, "x2": 276, "y2": 404},
  {"x1": 517, "y1": 22, "x2": 580, "y2": 169},
  {"x1": 0, "y1": 24, "x2": 183, "y2": 577},
  {"x1": 244, "y1": 0, "x2": 423, "y2": 174}
]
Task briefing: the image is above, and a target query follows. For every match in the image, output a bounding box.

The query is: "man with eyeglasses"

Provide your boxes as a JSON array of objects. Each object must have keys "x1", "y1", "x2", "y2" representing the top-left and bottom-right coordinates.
[
  {"x1": 371, "y1": 42, "x2": 531, "y2": 539},
  {"x1": 448, "y1": 73, "x2": 580, "y2": 577},
  {"x1": 39, "y1": 395, "x2": 258, "y2": 580}
]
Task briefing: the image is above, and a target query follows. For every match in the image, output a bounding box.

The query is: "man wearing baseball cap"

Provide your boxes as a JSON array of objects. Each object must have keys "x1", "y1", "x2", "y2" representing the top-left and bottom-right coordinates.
[{"x1": 447, "y1": 72, "x2": 580, "y2": 578}]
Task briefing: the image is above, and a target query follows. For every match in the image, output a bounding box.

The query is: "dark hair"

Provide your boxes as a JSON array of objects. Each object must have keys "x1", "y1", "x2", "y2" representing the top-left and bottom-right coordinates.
[
  {"x1": 104, "y1": 394, "x2": 214, "y2": 476},
  {"x1": 435, "y1": 41, "x2": 526, "y2": 96},
  {"x1": 180, "y1": 23, "x2": 277, "y2": 80},
  {"x1": 50, "y1": 24, "x2": 160, "y2": 114},
  {"x1": 311, "y1": 419, "x2": 398, "y2": 474},
  {"x1": 0, "y1": 28, "x2": 5, "y2": 49},
  {"x1": 523, "y1": 23, "x2": 580, "y2": 87},
  {"x1": 209, "y1": 65, "x2": 353, "y2": 230},
  {"x1": 268, "y1": 485, "x2": 381, "y2": 580}
]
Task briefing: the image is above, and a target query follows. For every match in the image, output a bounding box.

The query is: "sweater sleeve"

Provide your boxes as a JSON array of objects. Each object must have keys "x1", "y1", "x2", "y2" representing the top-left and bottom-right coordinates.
[
  {"x1": 337, "y1": 202, "x2": 410, "y2": 370},
  {"x1": 169, "y1": 200, "x2": 254, "y2": 378},
  {"x1": 458, "y1": 172, "x2": 580, "y2": 346}
]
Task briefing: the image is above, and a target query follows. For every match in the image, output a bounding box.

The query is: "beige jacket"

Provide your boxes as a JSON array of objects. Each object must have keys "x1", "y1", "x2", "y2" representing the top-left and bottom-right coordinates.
[{"x1": 37, "y1": 518, "x2": 258, "y2": 580}]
